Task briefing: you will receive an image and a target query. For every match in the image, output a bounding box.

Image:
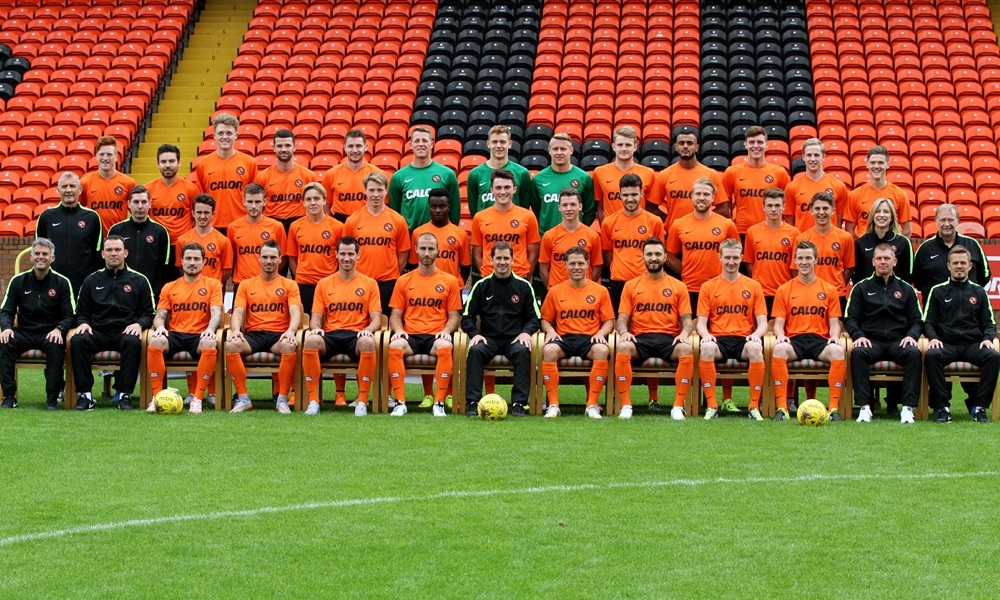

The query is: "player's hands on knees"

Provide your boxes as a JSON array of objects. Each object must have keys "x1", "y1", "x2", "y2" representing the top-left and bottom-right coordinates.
[
  {"x1": 675, "y1": 332, "x2": 691, "y2": 345},
  {"x1": 981, "y1": 340, "x2": 996, "y2": 351},
  {"x1": 152, "y1": 326, "x2": 169, "y2": 339},
  {"x1": 434, "y1": 330, "x2": 451, "y2": 341},
  {"x1": 280, "y1": 330, "x2": 298, "y2": 346},
  {"x1": 200, "y1": 329, "x2": 217, "y2": 342},
  {"x1": 544, "y1": 331, "x2": 561, "y2": 343},
  {"x1": 745, "y1": 334, "x2": 761, "y2": 344},
  {"x1": 391, "y1": 331, "x2": 408, "y2": 341},
  {"x1": 853, "y1": 336, "x2": 872, "y2": 348},
  {"x1": 702, "y1": 334, "x2": 716, "y2": 344},
  {"x1": 76, "y1": 323, "x2": 93, "y2": 335},
  {"x1": 308, "y1": 328, "x2": 324, "y2": 337},
  {"x1": 357, "y1": 329, "x2": 374, "y2": 339},
  {"x1": 618, "y1": 331, "x2": 635, "y2": 344},
  {"x1": 827, "y1": 337, "x2": 840, "y2": 346},
  {"x1": 124, "y1": 323, "x2": 142, "y2": 337},
  {"x1": 591, "y1": 334, "x2": 608, "y2": 345},
  {"x1": 228, "y1": 330, "x2": 245, "y2": 344},
  {"x1": 775, "y1": 335, "x2": 790, "y2": 345}
]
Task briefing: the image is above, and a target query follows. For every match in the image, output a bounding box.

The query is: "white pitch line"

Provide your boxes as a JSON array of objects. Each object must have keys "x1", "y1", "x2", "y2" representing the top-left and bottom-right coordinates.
[{"x1": 1, "y1": 470, "x2": 995, "y2": 548}]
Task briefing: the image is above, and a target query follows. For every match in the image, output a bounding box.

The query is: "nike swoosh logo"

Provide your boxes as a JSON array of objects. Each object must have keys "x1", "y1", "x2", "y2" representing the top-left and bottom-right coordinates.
[
  {"x1": 486, "y1": 296, "x2": 494, "y2": 301},
  {"x1": 96, "y1": 286, "x2": 105, "y2": 290},
  {"x1": 122, "y1": 237, "x2": 131, "y2": 240},
  {"x1": 251, "y1": 292, "x2": 257, "y2": 295},
  {"x1": 714, "y1": 294, "x2": 721, "y2": 298},
  {"x1": 791, "y1": 296, "x2": 799, "y2": 300},
  {"x1": 864, "y1": 247, "x2": 874, "y2": 252},
  {"x1": 23, "y1": 290, "x2": 30, "y2": 294},
  {"x1": 404, "y1": 178, "x2": 414, "y2": 183},
  {"x1": 930, "y1": 254, "x2": 940, "y2": 260},
  {"x1": 614, "y1": 228, "x2": 622, "y2": 232},
  {"x1": 540, "y1": 182, "x2": 552, "y2": 187},
  {"x1": 867, "y1": 292, "x2": 876, "y2": 296},
  {"x1": 560, "y1": 299, "x2": 568, "y2": 302},
  {"x1": 52, "y1": 222, "x2": 62, "y2": 227},
  {"x1": 944, "y1": 298, "x2": 953, "y2": 303},
  {"x1": 408, "y1": 287, "x2": 416, "y2": 290}
]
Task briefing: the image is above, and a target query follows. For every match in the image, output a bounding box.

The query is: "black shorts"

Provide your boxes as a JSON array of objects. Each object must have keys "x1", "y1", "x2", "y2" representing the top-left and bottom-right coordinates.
[
  {"x1": 789, "y1": 333, "x2": 830, "y2": 361},
  {"x1": 298, "y1": 283, "x2": 316, "y2": 316},
  {"x1": 633, "y1": 333, "x2": 676, "y2": 363},
  {"x1": 404, "y1": 333, "x2": 436, "y2": 355},
  {"x1": 377, "y1": 279, "x2": 395, "y2": 317},
  {"x1": 166, "y1": 332, "x2": 203, "y2": 357},
  {"x1": 321, "y1": 330, "x2": 359, "y2": 359},
  {"x1": 607, "y1": 280, "x2": 626, "y2": 312},
  {"x1": 549, "y1": 333, "x2": 595, "y2": 359},
  {"x1": 713, "y1": 335, "x2": 747, "y2": 361},
  {"x1": 244, "y1": 331, "x2": 282, "y2": 354}
]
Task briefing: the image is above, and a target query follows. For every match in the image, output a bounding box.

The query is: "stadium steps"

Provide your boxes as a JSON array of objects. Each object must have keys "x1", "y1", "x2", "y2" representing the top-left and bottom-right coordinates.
[
  {"x1": 699, "y1": 0, "x2": 814, "y2": 174},
  {"x1": 130, "y1": 0, "x2": 258, "y2": 184}
]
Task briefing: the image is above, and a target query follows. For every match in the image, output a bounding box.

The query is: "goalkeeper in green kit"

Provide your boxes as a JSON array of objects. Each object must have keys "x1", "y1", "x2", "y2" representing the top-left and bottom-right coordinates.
[{"x1": 389, "y1": 126, "x2": 461, "y2": 230}]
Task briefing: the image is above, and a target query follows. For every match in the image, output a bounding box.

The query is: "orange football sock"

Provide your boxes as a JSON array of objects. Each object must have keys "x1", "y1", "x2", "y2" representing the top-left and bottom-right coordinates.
[
  {"x1": 357, "y1": 350, "x2": 376, "y2": 404},
  {"x1": 586, "y1": 359, "x2": 608, "y2": 407},
  {"x1": 674, "y1": 355, "x2": 694, "y2": 407},
  {"x1": 647, "y1": 377, "x2": 659, "y2": 401},
  {"x1": 225, "y1": 352, "x2": 248, "y2": 396},
  {"x1": 194, "y1": 348, "x2": 217, "y2": 400},
  {"x1": 302, "y1": 349, "x2": 321, "y2": 402},
  {"x1": 828, "y1": 359, "x2": 847, "y2": 411},
  {"x1": 388, "y1": 347, "x2": 406, "y2": 403},
  {"x1": 699, "y1": 359, "x2": 718, "y2": 409},
  {"x1": 748, "y1": 361, "x2": 765, "y2": 410},
  {"x1": 148, "y1": 347, "x2": 166, "y2": 396},
  {"x1": 541, "y1": 361, "x2": 560, "y2": 406},
  {"x1": 722, "y1": 381, "x2": 733, "y2": 401},
  {"x1": 485, "y1": 374, "x2": 496, "y2": 394},
  {"x1": 805, "y1": 380, "x2": 818, "y2": 399},
  {"x1": 773, "y1": 357, "x2": 789, "y2": 410},
  {"x1": 615, "y1": 353, "x2": 633, "y2": 406},
  {"x1": 186, "y1": 372, "x2": 197, "y2": 394},
  {"x1": 422, "y1": 374, "x2": 434, "y2": 396},
  {"x1": 334, "y1": 373, "x2": 346, "y2": 394},
  {"x1": 435, "y1": 347, "x2": 453, "y2": 402},
  {"x1": 278, "y1": 353, "x2": 296, "y2": 397}
]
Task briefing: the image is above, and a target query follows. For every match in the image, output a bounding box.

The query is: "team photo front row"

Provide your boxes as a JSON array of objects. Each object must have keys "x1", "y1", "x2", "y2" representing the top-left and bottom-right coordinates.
[{"x1": 0, "y1": 235, "x2": 997, "y2": 424}]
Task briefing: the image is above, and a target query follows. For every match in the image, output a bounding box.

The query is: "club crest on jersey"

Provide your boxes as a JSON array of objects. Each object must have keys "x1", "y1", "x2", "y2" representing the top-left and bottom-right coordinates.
[
  {"x1": 114, "y1": 186, "x2": 124, "y2": 195},
  {"x1": 47, "y1": 289, "x2": 56, "y2": 297},
  {"x1": 78, "y1": 220, "x2": 87, "y2": 229},
  {"x1": 825, "y1": 188, "x2": 833, "y2": 195},
  {"x1": 123, "y1": 284, "x2": 133, "y2": 293},
  {"x1": 435, "y1": 284, "x2": 445, "y2": 293},
  {"x1": 510, "y1": 220, "x2": 519, "y2": 228},
  {"x1": 781, "y1": 238, "x2": 790, "y2": 246},
  {"x1": 577, "y1": 239, "x2": 587, "y2": 247},
  {"x1": 294, "y1": 179, "x2": 303, "y2": 187},
  {"x1": 261, "y1": 232, "x2": 270, "y2": 240},
  {"x1": 638, "y1": 226, "x2": 647, "y2": 234},
  {"x1": 893, "y1": 290, "x2": 903, "y2": 299},
  {"x1": 570, "y1": 179, "x2": 580, "y2": 188},
  {"x1": 384, "y1": 223, "x2": 393, "y2": 231},
  {"x1": 712, "y1": 227, "x2": 721, "y2": 236},
  {"x1": 322, "y1": 230, "x2": 331, "y2": 239},
  {"x1": 817, "y1": 292, "x2": 826, "y2": 300},
  {"x1": 355, "y1": 288, "x2": 365, "y2": 296},
  {"x1": 511, "y1": 294, "x2": 521, "y2": 304},
  {"x1": 178, "y1": 194, "x2": 187, "y2": 201},
  {"x1": 663, "y1": 289, "x2": 672, "y2": 297},
  {"x1": 586, "y1": 295, "x2": 596, "y2": 304},
  {"x1": 276, "y1": 288, "x2": 285, "y2": 296},
  {"x1": 742, "y1": 290, "x2": 751, "y2": 299},
  {"x1": 236, "y1": 167, "x2": 246, "y2": 175},
  {"x1": 764, "y1": 175, "x2": 774, "y2": 183},
  {"x1": 199, "y1": 288, "x2": 208, "y2": 296},
  {"x1": 432, "y1": 175, "x2": 442, "y2": 183},
  {"x1": 447, "y1": 236, "x2": 457, "y2": 245},
  {"x1": 208, "y1": 243, "x2": 217, "y2": 251},
  {"x1": 970, "y1": 296, "x2": 979, "y2": 305},
  {"x1": 832, "y1": 242, "x2": 841, "y2": 251},
  {"x1": 145, "y1": 235, "x2": 155, "y2": 244}
]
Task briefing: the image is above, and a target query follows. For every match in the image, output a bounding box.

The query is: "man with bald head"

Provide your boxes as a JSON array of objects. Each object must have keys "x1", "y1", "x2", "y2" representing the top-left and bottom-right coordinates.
[{"x1": 35, "y1": 172, "x2": 104, "y2": 295}]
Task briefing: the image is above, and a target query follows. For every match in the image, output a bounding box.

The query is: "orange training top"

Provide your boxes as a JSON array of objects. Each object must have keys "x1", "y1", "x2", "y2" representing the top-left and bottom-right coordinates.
[
  {"x1": 541, "y1": 279, "x2": 614, "y2": 335},
  {"x1": 145, "y1": 177, "x2": 198, "y2": 241},
  {"x1": 286, "y1": 215, "x2": 342, "y2": 285},
  {"x1": 321, "y1": 162, "x2": 386, "y2": 217},
  {"x1": 772, "y1": 276, "x2": 841, "y2": 337},
  {"x1": 409, "y1": 221, "x2": 471, "y2": 286},
  {"x1": 782, "y1": 173, "x2": 849, "y2": 230},
  {"x1": 174, "y1": 228, "x2": 233, "y2": 281},
  {"x1": 157, "y1": 275, "x2": 224, "y2": 334},
  {"x1": 80, "y1": 171, "x2": 135, "y2": 236},
  {"x1": 600, "y1": 209, "x2": 665, "y2": 282},
  {"x1": 226, "y1": 216, "x2": 287, "y2": 284},
  {"x1": 665, "y1": 212, "x2": 739, "y2": 292},
  {"x1": 649, "y1": 162, "x2": 729, "y2": 231},
  {"x1": 471, "y1": 204, "x2": 541, "y2": 278},
  {"x1": 194, "y1": 151, "x2": 258, "y2": 227},
  {"x1": 697, "y1": 274, "x2": 767, "y2": 337},
  {"x1": 794, "y1": 226, "x2": 856, "y2": 296},
  {"x1": 743, "y1": 221, "x2": 800, "y2": 296},
  {"x1": 722, "y1": 161, "x2": 791, "y2": 233},
  {"x1": 342, "y1": 206, "x2": 411, "y2": 281},
  {"x1": 619, "y1": 273, "x2": 691, "y2": 336},
  {"x1": 234, "y1": 275, "x2": 301, "y2": 333},
  {"x1": 843, "y1": 181, "x2": 912, "y2": 231},
  {"x1": 389, "y1": 268, "x2": 463, "y2": 334},
  {"x1": 313, "y1": 271, "x2": 381, "y2": 332},
  {"x1": 539, "y1": 223, "x2": 604, "y2": 287},
  {"x1": 255, "y1": 162, "x2": 318, "y2": 221},
  {"x1": 592, "y1": 162, "x2": 655, "y2": 215}
]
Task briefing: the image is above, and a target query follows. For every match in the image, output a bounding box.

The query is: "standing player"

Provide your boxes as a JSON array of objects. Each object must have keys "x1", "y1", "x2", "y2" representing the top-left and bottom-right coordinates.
[
  {"x1": 614, "y1": 238, "x2": 694, "y2": 420},
  {"x1": 782, "y1": 138, "x2": 849, "y2": 230},
  {"x1": 410, "y1": 189, "x2": 471, "y2": 286},
  {"x1": 471, "y1": 169, "x2": 540, "y2": 280},
  {"x1": 287, "y1": 182, "x2": 342, "y2": 319},
  {"x1": 696, "y1": 239, "x2": 768, "y2": 420},
  {"x1": 301, "y1": 236, "x2": 381, "y2": 416},
  {"x1": 912, "y1": 204, "x2": 991, "y2": 297},
  {"x1": 175, "y1": 194, "x2": 233, "y2": 284},
  {"x1": 722, "y1": 125, "x2": 791, "y2": 235},
  {"x1": 592, "y1": 126, "x2": 654, "y2": 222},
  {"x1": 80, "y1": 136, "x2": 135, "y2": 236},
  {"x1": 146, "y1": 243, "x2": 224, "y2": 414},
  {"x1": 530, "y1": 133, "x2": 596, "y2": 234},
  {"x1": 35, "y1": 172, "x2": 104, "y2": 295},
  {"x1": 195, "y1": 112, "x2": 257, "y2": 232},
  {"x1": 145, "y1": 143, "x2": 199, "y2": 253},
  {"x1": 538, "y1": 188, "x2": 602, "y2": 288},
  {"x1": 843, "y1": 145, "x2": 912, "y2": 237},
  {"x1": 539, "y1": 247, "x2": 614, "y2": 419},
  {"x1": 255, "y1": 129, "x2": 318, "y2": 231},
  {"x1": 108, "y1": 186, "x2": 171, "y2": 298},
  {"x1": 388, "y1": 126, "x2": 460, "y2": 230},
  {"x1": 744, "y1": 188, "x2": 800, "y2": 314},
  {"x1": 321, "y1": 129, "x2": 386, "y2": 222},
  {"x1": 794, "y1": 192, "x2": 855, "y2": 306},
  {"x1": 225, "y1": 240, "x2": 301, "y2": 414},
  {"x1": 466, "y1": 124, "x2": 533, "y2": 217},
  {"x1": 600, "y1": 174, "x2": 665, "y2": 310},
  {"x1": 649, "y1": 130, "x2": 729, "y2": 230},
  {"x1": 227, "y1": 183, "x2": 286, "y2": 291},
  {"x1": 770, "y1": 241, "x2": 847, "y2": 421},
  {"x1": 386, "y1": 233, "x2": 463, "y2": 417},
  {"x1": 854, "y1": 198, "x2": 912, "y2": 283}
]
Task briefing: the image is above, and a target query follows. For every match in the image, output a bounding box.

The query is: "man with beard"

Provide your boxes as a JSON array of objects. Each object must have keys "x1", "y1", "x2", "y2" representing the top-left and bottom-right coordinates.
[
  {"x1": 255, "y1": 129, "x2": 318, "y2": 232},
  {"x1": 649, "y1": 130, "x2": 729, "y2": 229},
  {"x1": 321, "y1": 129, "x2": 386, "y2": 223},
  {"x1": 722, "y1": 125, "x2": 791, "y2": 236}
]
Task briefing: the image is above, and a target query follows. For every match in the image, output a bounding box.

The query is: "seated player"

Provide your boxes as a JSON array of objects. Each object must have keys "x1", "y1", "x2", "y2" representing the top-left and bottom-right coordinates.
[
  {"x1": 386, "y1": 233, "x2": 463, "y2": 417},
  {"x1": 695, "y1": 239, "x2": 768, "y2": 421},
  {"x1": 146, "y1": 243, "x2": 224, "y2": 414},
  {"x1": 770, "y1": 241, "x2": 847, "y2": 421},
  {"x1": 225, "y1": 240, "x2": 302, "y2": 414},
  {"x1": 539, "y1": 247, "x2": 614, "y2": 419},
  {"x1": 614, "y1": 237, "x2": 694, "y2": 420},
  {"x1": 301, "y1": 236, "x2": 381, "y2": 416}
]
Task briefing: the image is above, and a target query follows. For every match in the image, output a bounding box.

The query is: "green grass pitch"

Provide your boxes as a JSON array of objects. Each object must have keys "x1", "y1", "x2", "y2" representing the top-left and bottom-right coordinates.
[{"x1": 1, "y1": 370, "x2": 999, "y2": 598}]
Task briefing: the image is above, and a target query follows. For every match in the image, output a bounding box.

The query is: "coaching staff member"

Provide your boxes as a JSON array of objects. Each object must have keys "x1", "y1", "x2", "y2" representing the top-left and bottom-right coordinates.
[
  {"x1": 462, "y1": 241, "x2": 540, "y2": 417},
  {"x1": 844, "y1": 244, "x2": 923, "y2": 425},
  {"x1": 35, "y1": 172, "x2": 103, "y2": 296}
]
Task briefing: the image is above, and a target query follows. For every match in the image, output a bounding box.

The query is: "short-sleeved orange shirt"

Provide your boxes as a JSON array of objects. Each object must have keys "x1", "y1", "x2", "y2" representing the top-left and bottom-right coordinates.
[
  {"x1": 697, "y1": 274, "x2": 767, "y2": 337},
  {"x1": 782, "y1": 173, "x2": 849, "y2": 230},
  {"x1": 226, "y1": 216, "x2": 287, "y2": 284},
  {"x1": 843, "y1": 181, "x2": 912, "y2": 230},
  {"x1": 80, "y1": 171, "x2": 135, "y2": 236},
  {"x1": 772, "y1": 276, "x2": 841, "y2": 337},
  {"x1": 649, "y1": 162, "x2": 729, "y2": 231},
  {"x1": 665, "y1": 212, "x2": 739, "y2": 292},
  {"x1": 174, "y1": 228, "x2": 233, "y2": 282},
  {"x1": 600, "y1": 209, "x2": 665, "y2": 282},
  {"x1": 470, "y1": 204, "x2": 541, "y2": 278},
  {"x1": 540, "y1": 279, "x2": 614, "y2": 335},
  {"x1": 722, "y1": 162, "x2": 791, "y2": 233},
  {"x1": 539, "y1": 223, "x2": 604, "y2": 287},
  {"x1": 286, "y1": 215, "x2": 342, "y2": 285},
  {"x1": 255, "y1": 163, "x2": 318, "y2": 221},
  {"x1": 321, "y1": 162, "x2": 386, "y2": 217},
  {"x1": 157, "y1": 275, "x2": 224, "y2": 334},
  {"x1": 313, "y1": 272, "x2": 381, "y2": 332},
  {"x1": 592, "y1": 162, "x2": 655, "y2": 215},
  {"x1": 409, "y1": 221, "x2": 472, "y2": 285},
  {"x1": 342, "y1": 206, "x2": 411, "y2": 281},
  {"x1": 389, "y1": 268, "x2": 463, "y2": 334},
  {"x1": 194, "y1": 151, "x2": 258, "y2": 227},
  {"x1": 234, "y1": 275, "x2": 301, "y2": 333},
  {"x1": 619, "y1": 274, "x2": 691, "y2": 336},
  {"x1": 743, "y1": 221, "x2": 800, "y2": 296},
  {"x1": 145, "y1": 177, "x2": 198, "y2": 241},
  {"x1": 795, "y1": 226, "x2": 856, "y2": 296}
]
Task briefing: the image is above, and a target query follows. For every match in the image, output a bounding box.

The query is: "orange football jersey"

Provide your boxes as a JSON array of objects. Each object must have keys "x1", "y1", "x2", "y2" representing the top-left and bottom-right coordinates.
[
  {"x1": 600, "y1": 209, "x2": 665, "y2": 282},
  {"x1": 795, "y1": 226, "x2": 856, "y2": 296},
  {"x1": 743, "y1": 221, "x2": 800, "y2": 296},
  {"x1": 782, "y1": 173, "x2": 849, "y2": 230},
  {"x1": 286, "y1": 215, "x2": 342, "y2": 285},
  {"x1": 321, "y1": 162, "x2": 386, "y2": 217},
  {"x1": 174, "y1": 228, "x2": 233, "y2": 282},
  {"x1": 409, "y1": 221, "x2": 472, "y2": 285},
  {"x1": 313, "y1": 272, "x2": 381, "y2": 332},
  {"x1": 342, "y1": 207, "x2": 411, "y2": 281},
  {"x1": 80, "y1": 171, "x2": 135, "y2": 235},
  {"x1": 592, "y1": 162, "x2": 655, "y2": 215},
  {"x1": 144, "y1": 177, "x2": 198, "y2": 241},
  {"x1": 666, "y1": 212, "x2": 739, "y2": 292},
  {"x1": 234, "y1": 275, "x2": 301, "y2": 333},
  {"x1": 226, "y1": 216, "x2": 287, "y2": 284},
  {"x1": 772, "y1": 276, "x2": 842, "y2": 337},
  {"x1": 389, "y1": 269, "x2": 463, "y2": 334},
  {"x1": 157, "y1": 275, "x2": 224, "y2": 334},
  {"x1": 540, "y1": 279, "x2": 614, "y2": 335},
  {"x1": 697, "y1": 274, "x2": 767, "y2": 337},
  {"x1": 649, "y1": 162, "x2": 729, "y2": 231},
  {"x1": 618, "y1": 274, "x2": 691, "y2": 336},
  {"x1": 255, "y1": 163, "x2": 318, "y2": 221},
  {"x1": 194, "y1": 151, "x2": 258, "y2": 227},
  {"x1": 539, "y1": 223, "x2": 604, "y2": 287},
  {"x1": 470, "y1": 204, "x2": 541, "y2": 278},
  {"x1": 722, "y1": 161, "x2": 791, "y2": 233}
]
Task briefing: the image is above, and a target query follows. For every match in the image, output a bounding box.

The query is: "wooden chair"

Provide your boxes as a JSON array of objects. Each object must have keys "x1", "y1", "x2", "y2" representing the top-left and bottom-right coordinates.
[
  {"x1": 694, "y1": 334, "x2": 774, "y2": 417},
  {"x1": 843, "y1": 337, "x2": 922, "y2": 419},
  {"x1": 65, "y1": 328, "x2": 148, "y2": 408},
  {"x1": 772, "y1": 334, "x2": 852, "y2": 419},
  {"x1": 378, "y1": 330, "x2": 460, "y2": 413},
  {"x1": 223, "y1": 329, "x2": 306, "y2": 411},
  {"x1": 295, "y1": 330, "x2": 385, "y2": 413},
  {"x1": 531, "y1": 332, "x2": 616, "y2": 416},
  {"x1": 608, "y1": 334, "x2": 700, "y2": 416},
  {"x1": 453, "y1": 331, "x2": 544, "y2": 415},
  {"x1": 919, "y1": 338, "x2": 1000, "y2": 421},
  {"x1": 139, "y1": 327, "x2": 226, "y2": 410}
]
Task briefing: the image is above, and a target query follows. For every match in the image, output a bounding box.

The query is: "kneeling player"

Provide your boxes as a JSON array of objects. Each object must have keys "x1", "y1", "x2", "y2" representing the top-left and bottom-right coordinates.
[
  {"x1": 614, "y1": 238, "x2": 694, "y2": 420},
  {"x1": 771, "y1": 240, "x2": 847, "y2": 421},
  {"x1": 540, "y1": 247, "x2": 614, "y2": 419},
  {"x1": 696, "y1": 239, "x2": 768, "y2": 420},
  {"x1": 147, "y1": 243, "x2": 223, "y2": 413}
]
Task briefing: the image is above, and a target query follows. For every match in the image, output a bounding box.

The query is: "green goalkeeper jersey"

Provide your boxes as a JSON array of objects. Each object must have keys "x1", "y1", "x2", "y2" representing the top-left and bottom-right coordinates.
[
  {"x1": 465, "y1": 159, "x2": 534, "y2": 217},
  {"x1": 388, "y1": 161, "x2": 461, "y2": 230},
  {"x1": 529, "y1": 165, "x2": 596, "y2": 234}
]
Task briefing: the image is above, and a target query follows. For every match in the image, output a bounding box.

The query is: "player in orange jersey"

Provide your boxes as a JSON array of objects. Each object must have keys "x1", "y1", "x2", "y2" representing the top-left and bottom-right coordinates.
[
  {"x1": 410, "y1": 189, "x2": 471, "y2": 286},
  {"x1": 614, "y1": 237, "x2": 695, "y2": 420},
  {"x1": 227, "y1": 182, "x2": 287, "y2": 288},
  {"x1": 343, "y1": 171, "x2": 411, "y2": 316},
  {"x1": 176, "y1": 194, "x2": 233, "y2": 284},
  {"x1": 592, "y1": 126, "x2": 655, "y2": 221},
  {"x1": 843, "y1": 145, "x2": 912, "y2": 238},
  {"x1": 146, "y1": 242, "x2": 224, "y2": 414},
  {"x1": 666, "y1": 177, "x2": 739, "y2": 307},
  {"x1": 256, "y1": 129, "x2": 318, "y2": 230},
  {"x1": 301, "y1": 236, "x2": 381, "y2": 416},
  {"x1": 386, "y1": 233, "x2": 463, "y2": 417},
  {"x1": 722, "y1": 125, "x2": 791, "y2": 234},
  {"x1": 145, "y1": 144, "x2": 198, "y2": 276},
  {"x1": 770, "y1": 240, "x2": 847, "y2": 421},
  {"x1": 195, "y1": 112, "x2": 257, "y2": 231},
  {"x1": 744, "y1": 187, "x2": 800, "y2": 314},
  {"x1": 225, "y1": 240, "x2": 302, "y2": 414},
  {"x1": 649, "y1": 130, "x2": 729, "y2": 229},
  {"x1": 539, "y1": 247, "x2": 614, "y2": 419},
  {"x1": 287, "y1": 182, "x2": 342, "y2": 318},
  {"x1": 471, "y1": 168, "x2": 541, "y2": 279},
  {"x1": 539, "y1": 188, "x2": 602, "y2": 287},
  {"x1": 600, "y1": 173, "x2": 666, "y2": 310},
  {"x1": 80, "y1": 135, "x2": 135, "y2": 236},
  {"x1": 794, "y1": 192, "x2": 855, "y2": 305},
  {"x1": 322, "y1": 129, "x2": 386, "y2": 222},
  {"x1": 696, "y1": 239, "x2": 768, "y2": 420},
  {"x1": 782, "y1": 138, "x2": 849, "y2": 230}
]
